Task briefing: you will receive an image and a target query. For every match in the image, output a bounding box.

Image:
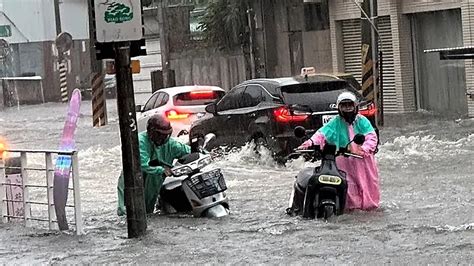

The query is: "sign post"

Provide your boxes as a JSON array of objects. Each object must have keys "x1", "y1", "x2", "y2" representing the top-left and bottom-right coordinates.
[
  {"x1": 93, "y1": 0, "x2": 147, "y2": 238},
  {"x1": 55, "y1": 32, "x2": 73, "y2": 102}
]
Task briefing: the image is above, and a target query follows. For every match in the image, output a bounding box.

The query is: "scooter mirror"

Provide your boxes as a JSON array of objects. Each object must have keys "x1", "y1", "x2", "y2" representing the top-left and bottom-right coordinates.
[
  {"x1": 294, "y1": 126, "x2": 307, "y2": 138},
  {"x1": 353, "y1": 134, "x2": 365, "y2": 145},
  {"x1": 203, "y1": 133, "x2": 216, "y2": 150}
]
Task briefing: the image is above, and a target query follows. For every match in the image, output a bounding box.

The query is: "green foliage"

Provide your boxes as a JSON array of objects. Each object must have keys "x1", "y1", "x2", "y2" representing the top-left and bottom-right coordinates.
[{"x1": 197, "y1": 0, "x2": 249, "y2": 50}]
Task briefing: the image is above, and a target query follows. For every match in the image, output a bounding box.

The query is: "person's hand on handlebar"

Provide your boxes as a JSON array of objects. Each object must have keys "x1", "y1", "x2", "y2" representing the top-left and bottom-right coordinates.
[
  {"x1": 297, "y1": 139, "x2": 314, "y2": 150},
  {"x1": 163, "y1": 166, "x2": 173, "y2": 177},
  {"x1": 348, "y1": 144, "x2": 365, "y2": 156}
]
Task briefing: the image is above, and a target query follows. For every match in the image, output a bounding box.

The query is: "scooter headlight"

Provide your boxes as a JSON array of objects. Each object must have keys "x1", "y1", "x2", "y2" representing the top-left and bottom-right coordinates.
[
  {"x1": 172, "y1": 166, "x2": 192, "y2": 176},
  {"x1": 318, "y1": 175, "x2": 342, "y2": 185},
  {"x1": 197, "y1": 156, "x2": 212, "y2": 169}
]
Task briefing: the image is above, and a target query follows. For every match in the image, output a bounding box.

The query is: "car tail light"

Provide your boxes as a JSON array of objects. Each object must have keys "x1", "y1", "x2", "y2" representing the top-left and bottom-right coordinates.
[
  {"x1": 273, "y1": 106, "x2": 309, "y2": 123},
  {"x1": 166, "y1": 110, "x2": 190, "y2": 120},
  {"x1": 359, "y1": 102, "x2": 377, "y2": 116},
  {"x1": 189, "y1": 91, "x2": 216, "y2": 99}
]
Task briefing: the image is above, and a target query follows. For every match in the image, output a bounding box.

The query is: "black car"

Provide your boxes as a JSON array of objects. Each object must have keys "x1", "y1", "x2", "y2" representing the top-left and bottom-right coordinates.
[{"x1": 189, "y1": 75, "x2": 377, "y2": 159}]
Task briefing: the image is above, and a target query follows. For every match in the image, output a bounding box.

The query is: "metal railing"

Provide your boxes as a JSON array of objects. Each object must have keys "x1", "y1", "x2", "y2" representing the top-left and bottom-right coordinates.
[{"x1": 0, "y1": 149, "x2": 83, "y2": 235}]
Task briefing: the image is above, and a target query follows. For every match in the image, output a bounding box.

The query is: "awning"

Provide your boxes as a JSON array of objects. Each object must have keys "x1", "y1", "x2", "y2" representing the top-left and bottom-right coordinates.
[{"x1": 424, "y1": 46, "x2": 474, "y2": 60}]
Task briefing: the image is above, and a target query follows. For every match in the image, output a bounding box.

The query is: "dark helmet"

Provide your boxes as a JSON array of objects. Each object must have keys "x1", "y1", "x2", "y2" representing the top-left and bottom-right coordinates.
[{"x1": 146, "y1": 114, "x2": 172, "y2": 135}]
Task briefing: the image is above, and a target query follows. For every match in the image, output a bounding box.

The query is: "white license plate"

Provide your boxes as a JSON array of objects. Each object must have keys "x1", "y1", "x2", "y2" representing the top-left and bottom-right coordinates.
[{"x1": 322, "y1": 114, "x2": 336, "y2": 124}]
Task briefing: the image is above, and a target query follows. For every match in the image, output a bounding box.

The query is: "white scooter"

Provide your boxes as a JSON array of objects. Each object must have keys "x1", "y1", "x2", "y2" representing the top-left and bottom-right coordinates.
[{"x1": 159, "y1": 134, "x2": 229, "y2": 218}]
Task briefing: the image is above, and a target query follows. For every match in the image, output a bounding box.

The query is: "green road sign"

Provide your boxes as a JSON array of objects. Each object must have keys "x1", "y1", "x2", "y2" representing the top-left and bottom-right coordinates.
[
  {"x1": 0, "y1": 25, "x2": 12, "y2": 38},
  {"x1": 105, "y1": 2, "x2": 133, "y2": 24},
  {"x1": 94, "y1": 0, "x2": 143, "y2": 42}
]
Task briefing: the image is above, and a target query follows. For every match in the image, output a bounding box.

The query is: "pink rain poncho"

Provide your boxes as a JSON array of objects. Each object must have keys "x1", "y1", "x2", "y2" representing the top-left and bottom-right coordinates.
[{"x1": 300, "y1": 114, "x2": 380, "y2": 210}]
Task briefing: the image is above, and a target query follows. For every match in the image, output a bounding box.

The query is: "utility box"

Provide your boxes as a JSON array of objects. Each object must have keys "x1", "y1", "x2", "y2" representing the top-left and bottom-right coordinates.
[{"x1": 1, "y1": 77, "x2": 45, "y2": 107}]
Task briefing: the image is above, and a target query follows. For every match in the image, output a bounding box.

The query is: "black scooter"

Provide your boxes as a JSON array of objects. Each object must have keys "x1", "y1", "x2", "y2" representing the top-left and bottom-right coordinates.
[{"x1": 286, "y1": 126, "x2": 365, "y2": 220}]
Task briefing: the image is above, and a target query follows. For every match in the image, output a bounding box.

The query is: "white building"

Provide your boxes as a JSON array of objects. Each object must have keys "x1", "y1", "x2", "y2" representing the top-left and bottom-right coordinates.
[{"x1": 0, "y1": 0, "x2": 161, "y2": 101}]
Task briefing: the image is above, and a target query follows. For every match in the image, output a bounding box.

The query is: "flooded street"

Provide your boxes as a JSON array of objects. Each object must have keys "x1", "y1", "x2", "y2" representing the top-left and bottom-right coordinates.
[{"x1": 0, "y1": 98, "x2": 472, "y2": 264}]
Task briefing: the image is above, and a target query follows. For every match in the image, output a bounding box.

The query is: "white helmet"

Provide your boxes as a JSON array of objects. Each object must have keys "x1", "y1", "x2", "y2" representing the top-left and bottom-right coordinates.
[{"x1": 336, "y1": 91, "x2": 358, "y2": 107}]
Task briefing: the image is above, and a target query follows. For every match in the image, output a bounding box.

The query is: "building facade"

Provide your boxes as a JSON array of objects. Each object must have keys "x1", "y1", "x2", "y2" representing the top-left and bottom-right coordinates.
[
  {"x1": 0, "y1": 0, "x2": 162, "y2": 102},
  {"x1": 0, "y1": 0, "x2": 91, "y2": 102},
  {"x1": 329, "y1": 0, "x2": 474, "y2": 117}
]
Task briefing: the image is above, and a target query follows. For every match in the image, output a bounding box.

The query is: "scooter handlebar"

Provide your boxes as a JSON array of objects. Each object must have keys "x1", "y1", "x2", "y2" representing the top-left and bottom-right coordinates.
[{"x1": 342, "y1": 152, "x2": 363, "y2": 159}]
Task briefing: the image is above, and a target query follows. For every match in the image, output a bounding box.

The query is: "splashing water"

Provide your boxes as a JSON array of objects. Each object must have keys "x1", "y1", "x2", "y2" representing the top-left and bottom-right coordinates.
[{"x1": 0, "y1": 102, "x2": 472, "y2": 264}]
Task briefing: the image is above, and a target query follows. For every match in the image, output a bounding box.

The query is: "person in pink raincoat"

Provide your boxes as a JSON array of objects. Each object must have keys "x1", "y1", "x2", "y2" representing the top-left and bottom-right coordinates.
[{"x1": 298, "y1": 91, "x2": 380, "y2": 210}]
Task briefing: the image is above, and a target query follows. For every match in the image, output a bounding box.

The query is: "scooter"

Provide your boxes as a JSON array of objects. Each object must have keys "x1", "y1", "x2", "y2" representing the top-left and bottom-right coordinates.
[
  {"x1": 286, "y1": 126, "x2": 365, "y2": 220},
  {"x1": 158, "y1": 134, "x2": 230, "y2": 218}
]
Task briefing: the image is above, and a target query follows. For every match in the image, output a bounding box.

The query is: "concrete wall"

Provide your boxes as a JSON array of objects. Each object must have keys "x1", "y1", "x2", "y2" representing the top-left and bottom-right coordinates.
[
  {"x1": 1, "y1": 77, "x2": 44, "y2": 106},
  {"x1": 302, "y1": 30, "x2": 333, "y2": 73},
  {"x1": 254, "y1": 0, "x2": 333, "y2": 78},
  {"x1": 170, "y1": 49, "x2": 247, "y2": 91}
]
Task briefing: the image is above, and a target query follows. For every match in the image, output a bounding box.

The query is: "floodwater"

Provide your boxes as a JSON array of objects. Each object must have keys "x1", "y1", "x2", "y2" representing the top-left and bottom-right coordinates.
[{"x1": 0, "y1": 97, "x2": 472, "y2": 264}]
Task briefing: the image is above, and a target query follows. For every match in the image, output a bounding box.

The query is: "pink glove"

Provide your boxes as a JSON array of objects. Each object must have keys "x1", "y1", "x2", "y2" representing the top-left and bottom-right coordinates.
[
  {"x1": 297, "y1": 139, "x2": 314, "y2": 150},
  {"x1": 349, "y1": 144, "x2": 366, "y2": 156},
  {"x1": 297, "y1": 132, "x2": 326, "y2": 150}
]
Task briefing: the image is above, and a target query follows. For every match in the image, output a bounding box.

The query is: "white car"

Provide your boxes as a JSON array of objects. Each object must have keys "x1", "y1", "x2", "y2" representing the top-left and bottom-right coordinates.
[{"x1": 136, "y1": 86, "x2": 225, "y2": 137}]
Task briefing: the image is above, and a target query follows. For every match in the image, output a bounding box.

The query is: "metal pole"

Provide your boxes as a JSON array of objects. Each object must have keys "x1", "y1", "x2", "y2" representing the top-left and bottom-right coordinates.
[
  {"x1": 369, "y1": 0, "x2": 380, "y2": 127},
  {"x1": 20, "y1": 152, "x2": 30, "y2": 227},
  {"x1": 360, "y1": 0, "x2": 380, "y2": 127},
  {"x1": 114, "y1": 42, "x2": 147, "y2": 238},
  {"x1": 54, "y1": 0, "x2": 62, "y2": 35},
  {"x1": 71, "y1": 152, "x2": 83, "y2": 235},
  {"x1": 378, "y1": 49, "x2": 384, "y2": 126},
  {"x1": 246, "y1": 6, "x2": 256, "y2": 79},
  {"x1": 0, "y1": 158, "x2": 7, "y2": 223},
  {"x1": 158, "y1": 1, "x2": 171, "y2": 88},
  {"x1": 45, "y1": 153, "x2": 55, "y2": 230}
]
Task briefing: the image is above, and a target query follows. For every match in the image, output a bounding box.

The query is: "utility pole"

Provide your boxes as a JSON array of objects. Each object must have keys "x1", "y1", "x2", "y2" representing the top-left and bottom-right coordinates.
[
  {"x1": 115, "y1": 42, "x2": 147, "y2": 238},
  {"x1": 157, "y1": 0, "x2": 171, "y2": 87},
  {"x1": 92, "y1": 0, "x2": 147, "y2": 238},
  {"x1": 54, "y1": 0, "x2": 62, "y2": 35},
  {"x1": 246, "y1": 5, "x2": 257, "y2": 79},
  {"x1": 359, "y1": 0, "x2": 382, "y2": 126}
]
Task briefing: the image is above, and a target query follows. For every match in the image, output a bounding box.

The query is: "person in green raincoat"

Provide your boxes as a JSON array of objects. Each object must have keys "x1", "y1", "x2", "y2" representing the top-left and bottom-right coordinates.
[{"x1": 117, "y1": 114, "x2": 190, "y2": 216}]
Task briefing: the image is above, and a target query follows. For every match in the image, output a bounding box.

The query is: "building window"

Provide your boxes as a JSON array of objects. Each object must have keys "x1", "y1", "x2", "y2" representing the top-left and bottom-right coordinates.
[{"x1": 304, "y1": 0, "x2": 329, "y2": 31}]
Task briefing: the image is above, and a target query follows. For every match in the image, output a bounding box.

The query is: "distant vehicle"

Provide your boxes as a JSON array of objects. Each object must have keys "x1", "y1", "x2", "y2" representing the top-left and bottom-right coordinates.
[
  {"x1": 78, "y1": 74, "x2": 117, "y2": 100},
  {"x1": 136, "y1": 85, "x2": 225, "y2": 137},
  {"x1": 189, "y1": 73, "x2": 377, "y2": 159}
]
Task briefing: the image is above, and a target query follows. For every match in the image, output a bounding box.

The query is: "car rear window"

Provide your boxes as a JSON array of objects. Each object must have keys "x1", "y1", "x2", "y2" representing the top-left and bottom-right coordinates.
[
  {"x1": 173, "y1": 90, "x2": 225, "y2": 106},
  {"x1": 280, "y1": 80, "x2": 363, "y2": 111}
]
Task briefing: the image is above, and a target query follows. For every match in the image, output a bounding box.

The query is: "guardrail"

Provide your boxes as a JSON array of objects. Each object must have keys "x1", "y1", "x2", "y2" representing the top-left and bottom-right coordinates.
[{"x1": 0, "y1": 149, "x2": 83, "y2": 235}]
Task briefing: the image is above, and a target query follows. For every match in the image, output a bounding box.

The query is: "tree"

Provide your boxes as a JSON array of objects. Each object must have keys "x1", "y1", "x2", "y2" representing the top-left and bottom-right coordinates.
[{"x1": 197, "y1": 0, "x2": 249, "y2": 50}]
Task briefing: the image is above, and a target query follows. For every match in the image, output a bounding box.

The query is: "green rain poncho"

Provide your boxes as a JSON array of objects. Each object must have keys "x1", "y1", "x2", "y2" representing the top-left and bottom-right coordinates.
[
  {"x1": 318, "y1": 115, "x2": 374, "y2": 149},
  {"x1": 117, "y1": 131, "x2": 190, "y2": 216}
]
